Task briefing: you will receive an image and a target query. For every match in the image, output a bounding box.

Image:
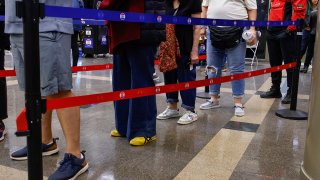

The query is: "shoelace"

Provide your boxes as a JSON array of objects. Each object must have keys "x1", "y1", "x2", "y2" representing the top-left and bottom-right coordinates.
[
  {"x1": 58, "y1": 155, "x2": 74, "y2": 171},
  {"x1": 58, "y1": 151, "x2": 86, "y2": 171}
]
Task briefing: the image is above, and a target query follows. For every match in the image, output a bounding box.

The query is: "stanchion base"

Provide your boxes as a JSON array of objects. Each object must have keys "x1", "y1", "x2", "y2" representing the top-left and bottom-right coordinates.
[
  {"x1": 275, "y1": 109, "x2": 308, "y2": 120},
  {"x1": 196, "y1": 92, "x2": 211, "y2": 99}
]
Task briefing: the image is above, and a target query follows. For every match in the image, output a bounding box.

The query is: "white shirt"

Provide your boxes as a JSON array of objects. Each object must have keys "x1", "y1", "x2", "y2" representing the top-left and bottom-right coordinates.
[{"x1": 202, "y1": 0, "x2": 257, "y2": 20}]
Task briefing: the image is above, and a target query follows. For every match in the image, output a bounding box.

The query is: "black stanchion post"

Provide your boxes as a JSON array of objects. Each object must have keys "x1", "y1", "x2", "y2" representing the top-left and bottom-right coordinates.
[
  {"x1": 196, "y1": 73, "x2": 211, "y2": 99},
  {"x1": 16, "y1": 0, "x2": 45, "y2": 179},
  {"x1": 275, "y1": 19, "x2": 308, "y2": 120}
]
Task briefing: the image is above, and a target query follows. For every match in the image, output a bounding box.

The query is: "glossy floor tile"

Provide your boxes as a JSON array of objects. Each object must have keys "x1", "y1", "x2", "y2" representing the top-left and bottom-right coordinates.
[{"x1": 0, "y1": 54, "x2": 312, "y2": 180}]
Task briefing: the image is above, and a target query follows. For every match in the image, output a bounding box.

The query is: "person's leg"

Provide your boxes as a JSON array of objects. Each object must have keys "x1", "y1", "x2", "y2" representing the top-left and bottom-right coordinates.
[
  {"x1": 280, "y1": 33, "x2": 296, "y2": 104},
  {"x1": 9, "y1": 34, "x2": 59, "y2": 161},
  {"x1": 304, "y1": 34, "x2": 316, "y2": 70},
  {"x1": 126, "y1": 44, "x2": 157, "y2": 141},
  {"x1": 112, "y1": 45, "x2": 131, "y2": 136},
  {"x1": 164, "y1": 69, "x2": 179, "y2": 109},
  {"x1": 299, "y1": 29, "x2": 310, "y2": 62},
  {"x1": 175, "y1": 54, "x2": 198, "y2": 125},
  {"x1": 157, "y1": 66, "x2": 180, "y2": 120},
  {"x1": 260, "y1": 37, "x2": 283, "y2": 98},
  {"x1": 206, "y1": 29, "x2": 225, "y2": 101},
  {"x1": 39, "y1": 32, "x2": 81, "y2": 156},
  {"x1": 41, "y1": 110, "x2": 53, "y2": 144},
  {"x1": 176, "y1": 54, "x2": 196, "y2": 111},
  {"x1": 226, "y1": 42, "x2": 246, "y2": 103},
  {"x1": 45, "y1": 33, "x2": 88, "y2": 179},
  {"x1": 49, "y1": 92, "x2": 80, "y2": 157},
  {"x1": 71, "y1": 31, "x2": 80, "y2": 67},
  {"x1": 226, "y1": 41, "x2": 246, "y2": 116}
]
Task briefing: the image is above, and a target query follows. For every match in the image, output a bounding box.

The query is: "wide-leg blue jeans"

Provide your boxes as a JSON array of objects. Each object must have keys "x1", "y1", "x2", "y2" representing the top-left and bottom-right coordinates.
[{"x1": 113, "y1": 43, "x2": 157, "y2": 140}]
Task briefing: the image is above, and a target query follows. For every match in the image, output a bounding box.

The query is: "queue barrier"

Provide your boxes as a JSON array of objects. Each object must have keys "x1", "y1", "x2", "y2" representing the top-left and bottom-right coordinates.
[
  {"x1": 0, "y1": 55, "x2": 208, "y2": 78},
  {"x1": 11, "y1": 2, "x2": 304, "y2": 179},
  {"x1": 15, "y1": 62, "x2": 297, "y2": 135}
]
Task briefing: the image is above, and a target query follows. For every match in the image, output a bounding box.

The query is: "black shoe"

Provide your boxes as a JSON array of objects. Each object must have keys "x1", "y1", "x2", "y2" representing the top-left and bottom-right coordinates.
[
  {"x1": 260, "y1": 87, "x2": 282, "y2": 99},
  {"x1": 281, "y1": 92, "x2": 292, "y2": 104},
  {"x1": 300, "y1": 66, "x2": 308, "y2": 73}
]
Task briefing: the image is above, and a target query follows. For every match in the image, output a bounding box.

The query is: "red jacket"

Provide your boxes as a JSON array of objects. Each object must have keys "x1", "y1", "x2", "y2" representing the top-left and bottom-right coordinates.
[
  {"x1": 99, "y1": 0, "x2": 144, "y2": 53},
  {"x1": 269, "y1": 0, "x2": 307, "y2": 22}
]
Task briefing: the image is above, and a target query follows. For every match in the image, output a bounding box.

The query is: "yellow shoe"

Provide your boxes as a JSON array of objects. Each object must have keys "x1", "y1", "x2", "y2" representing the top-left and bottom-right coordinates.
[
  {"x1": 110, "y1": 130, "x2": 124, "y2": 137},
  {"x1": 129, "y1": 136, "x2": 156, "y2": 146}
]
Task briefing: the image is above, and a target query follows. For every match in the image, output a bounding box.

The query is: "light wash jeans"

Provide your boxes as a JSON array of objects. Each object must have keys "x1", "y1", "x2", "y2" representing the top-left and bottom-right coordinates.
[{"x1": 206, "y1": 29, "x2": 246, "y2": 98}]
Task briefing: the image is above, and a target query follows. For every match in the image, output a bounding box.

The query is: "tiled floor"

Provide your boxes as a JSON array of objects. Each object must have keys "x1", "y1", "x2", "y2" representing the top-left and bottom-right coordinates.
[{"x1": 0, "y1": 54, "x2": 311, "y2": 180}]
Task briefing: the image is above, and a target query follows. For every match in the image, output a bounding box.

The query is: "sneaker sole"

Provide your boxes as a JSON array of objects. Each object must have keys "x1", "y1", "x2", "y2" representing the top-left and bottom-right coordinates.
[
  {"x1": 200, "y1": 105, "x2": 221, "y2": 110},
  {"x1": 235, "y1": 113, "x2": 245, "y2": 117},
  {"x1": 10, "y1": 147, "x2": 59, "y2": 161},
  {"x1": 177, "y1": 118, "x2": 198, "y2": 125},
  {"x1": 157, "y1": 114, "x2": 180, "y2": 120},
  {"x1": 0, "y1": 130, "x2": 7, "y2": 142},
  {"x1": 69, "y1": 162, "x2": 89, "y2": 180}
]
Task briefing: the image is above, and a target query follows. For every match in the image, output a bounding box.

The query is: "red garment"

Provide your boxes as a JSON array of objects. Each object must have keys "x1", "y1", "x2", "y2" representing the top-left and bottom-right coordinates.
[
  {"x1": 99, "y1": 0, "x2": 144, "y2": 53},
  {"x1": 269, "y1": 0, "x2": 307, "y2": 21}
]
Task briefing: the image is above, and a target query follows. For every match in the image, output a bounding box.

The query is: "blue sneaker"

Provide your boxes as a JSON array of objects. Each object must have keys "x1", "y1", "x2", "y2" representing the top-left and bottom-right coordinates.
[
  {"x1": 49, "y1": 151, "x2": 89, "y2": 180},
  {"x1": 0, "y1": 122, "x2": 6, "y2": 142},
  {"x1": 10, "y1": 138, "x2": 59, "y2": 161}
]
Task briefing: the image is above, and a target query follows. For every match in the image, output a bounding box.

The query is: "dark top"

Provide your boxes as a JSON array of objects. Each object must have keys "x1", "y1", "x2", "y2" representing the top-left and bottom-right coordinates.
[
  {"x1": 100, "y1": 0, "x2": 165, "y2": 53},
  {"x1": 166, "y1": 0, "x2": 202, "y2": 54}
]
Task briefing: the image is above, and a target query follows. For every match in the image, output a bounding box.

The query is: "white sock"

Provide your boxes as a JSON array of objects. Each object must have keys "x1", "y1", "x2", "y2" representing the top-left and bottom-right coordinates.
[
  {"x1": 235, "y1": 103, "x2": 243, "y2": 107},
  {"x1": 80, "y1": 153, "x2": 84, "y2": 159}
]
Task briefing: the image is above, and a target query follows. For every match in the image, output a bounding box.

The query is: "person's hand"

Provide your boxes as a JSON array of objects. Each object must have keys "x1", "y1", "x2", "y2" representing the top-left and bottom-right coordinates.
[
  {"x1": 247, "y1": 28, "x2": 257, "y2": 46},
  {"x1": 190, "y1": 50, "x2": 199, "y2": 65}
]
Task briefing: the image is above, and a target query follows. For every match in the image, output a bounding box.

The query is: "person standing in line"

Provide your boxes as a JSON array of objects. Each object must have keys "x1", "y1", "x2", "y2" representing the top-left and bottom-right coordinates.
[
  {"x1": 99, "y1": 0, "x2": 166, "y2": 146},
  {"x1": 300, "y1": 0, "x2": 318, "y2": 73},
  {"x1": 199, "y1": 0, "x2": 257, "y2": 117},
  {"x1": 5, "y1": 0, "x2": 89, "y2": 179},
  {"x1": 156, "y1": 0, "x2": 202, "y2": 125},
  {"x1": 72, "y1": 0, "x2": 84, "y2": 67},
  {"x1": 0, "y1": 0, "x2": 9, "y2": 142},
  {"x1": 260, "y1": 0, "x2": 307, "y2": 104}
]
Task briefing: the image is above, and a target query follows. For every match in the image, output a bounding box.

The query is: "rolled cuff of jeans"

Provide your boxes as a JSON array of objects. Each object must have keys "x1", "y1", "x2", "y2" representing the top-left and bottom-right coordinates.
[
  {"x1": 181, "y1": 104, "x2": 195, "y2": 112},
  {"x1": 233, "y1": 94, "x2": 244, "y2": 98},
  {"x1": 167, "y1": 98, "x2": 179, "y2": 104}
]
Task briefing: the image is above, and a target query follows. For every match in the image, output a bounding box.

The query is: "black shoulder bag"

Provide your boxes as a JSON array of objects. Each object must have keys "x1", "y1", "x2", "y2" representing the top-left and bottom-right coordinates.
[{"x1": 209, "y1": 26, "x2": 243, "y2": 49}]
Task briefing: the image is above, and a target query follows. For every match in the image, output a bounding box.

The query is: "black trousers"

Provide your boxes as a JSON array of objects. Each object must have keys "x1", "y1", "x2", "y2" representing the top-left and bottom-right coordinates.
[
  {"x1": 0, "y1": 49, "x2": 7, "y2": 120},
  {"x1": 267, "y1": 33, "x2": 296, "y2": 89},
  {"x1": 71, "y1": 31, "x2": 80, "y2": 67},
  {"x1": 304, "y1": 34, "x2": 316, "y2": 67}
]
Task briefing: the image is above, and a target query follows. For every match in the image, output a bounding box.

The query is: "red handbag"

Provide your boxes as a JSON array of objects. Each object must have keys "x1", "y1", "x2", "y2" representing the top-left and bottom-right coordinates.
[{"x1": 159, "y1": 24, "x2": 181, "y2": 72}]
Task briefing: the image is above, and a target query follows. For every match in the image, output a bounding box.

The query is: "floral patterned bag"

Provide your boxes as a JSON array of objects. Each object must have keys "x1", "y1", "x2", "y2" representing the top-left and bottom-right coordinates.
[{"x1": 158, "y1": 24, "x2": 181, "y2": 72}]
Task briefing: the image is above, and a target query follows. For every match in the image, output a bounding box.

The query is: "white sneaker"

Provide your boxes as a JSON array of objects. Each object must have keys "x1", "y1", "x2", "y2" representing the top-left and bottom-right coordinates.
[
  {"x1": 200, "y1": 100, "x2": 220, "y2": 110},
  {"x1": 234, "y1": 106, "x2": 245, "y2": 117},
  {"x1": 177, "y1": 111, "x2": 198, "y2": 125},
  {"x1": 157, "y1": 108, "x2": 180, "y2": 120}
]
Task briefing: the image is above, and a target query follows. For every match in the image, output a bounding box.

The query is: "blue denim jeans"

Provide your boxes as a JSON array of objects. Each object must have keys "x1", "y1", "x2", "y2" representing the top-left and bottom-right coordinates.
[
  {"x1": 164, "y1": 54, "x2": 197, "y2": 111},
  {"x1": 206, "y1": 30, "x2": 246, "y2": 98},
  {"x1": 113, "y1": 43, "x2": 157, "y2": 140}
]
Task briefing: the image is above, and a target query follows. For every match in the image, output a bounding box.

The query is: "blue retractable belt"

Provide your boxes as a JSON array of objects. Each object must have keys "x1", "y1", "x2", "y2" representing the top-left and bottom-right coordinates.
[{"x1": 0, "y1": 6, "x2": 298, "y2": 27}]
